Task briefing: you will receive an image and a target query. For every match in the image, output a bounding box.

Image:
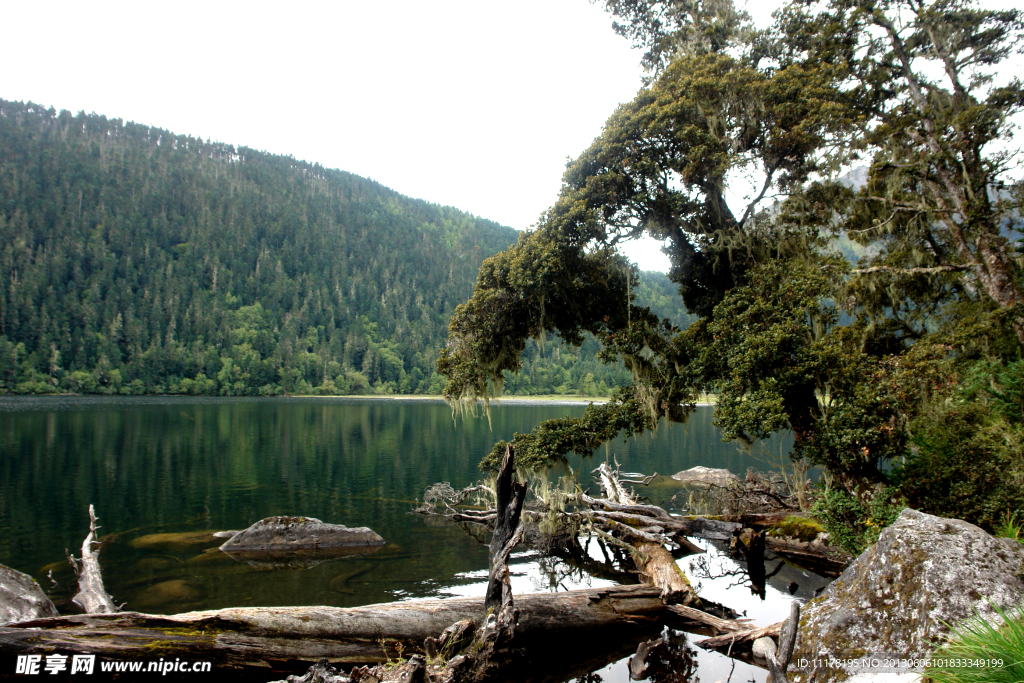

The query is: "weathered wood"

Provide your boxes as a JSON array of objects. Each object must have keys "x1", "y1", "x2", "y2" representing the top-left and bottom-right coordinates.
[
  {"x1": 68, "y1": 504, "x2": 118, "y2": 614},
  {"x1": 764, "y1": 536, "x2": 851, "y2": 577},
  {"x1": 695, "y1": 621, "x2": 783, "y2": 651},
  {"x1": 778, "y1": 600, "x2": 799, "y2": 668},
  {"x1": 485, "y1": 445, "x2": 526, "y2": 614},
  {"x1": 665, "y1": 604, "x2": 753, "y2": 635},
  {"x1": 673, "y1": 516, "x2": 743, "y2": 541},
  {"x1": 766, "y1": 650, "x2": 792, "y2": 683},
  {"x1": 628, "y1": 638, "x2": 662, "y2": 680},
  {"x1": 0, "y1": 584, "x2": 671, "y2": 668},
  {"x1": 578, "y1": 492, "x2": 672, "y2": 520},
  {"x1": 594, "y1": 464, "x2": 696, "y2": 605}
]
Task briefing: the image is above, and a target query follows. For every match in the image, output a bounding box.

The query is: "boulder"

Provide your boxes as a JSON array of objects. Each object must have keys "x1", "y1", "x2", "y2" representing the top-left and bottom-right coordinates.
[
  {"x1": 219, "y1": 516, "x2": 385, "y2": 553},
  {"x1": 671, "y1": 466, "x2": 740, "y2": 489},
  {"x1": 0, "y1": 563, "x2": 59, "y2": 625},
  {"x1": 789, "y1": 508, "x2": 1024, "y2": 682}
]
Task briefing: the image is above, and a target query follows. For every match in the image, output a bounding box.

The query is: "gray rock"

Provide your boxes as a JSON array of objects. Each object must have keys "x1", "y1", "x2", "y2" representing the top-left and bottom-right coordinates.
[
  {"x1": 0, "y1": 563, "x2": 59, "y2": 625},
  {"x1": 671, "y1": 466, "x2": 740, "y2": 489},
  {"x1": 790, "y1": 508, "x2": 1024, "y2": 682},
  {"x1": 219, "y1": 516, "x2": 385, "y2": 553},
  {"x1": 752, "y1": 636, "x2": 778, "y2": 659},
  {"x1": 211, "y1": 530, "x2": 241, "y2": 539}
]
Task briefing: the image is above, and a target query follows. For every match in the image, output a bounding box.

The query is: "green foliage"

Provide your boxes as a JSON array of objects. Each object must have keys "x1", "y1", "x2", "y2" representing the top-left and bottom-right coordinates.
[
  {"x1": 767, "y1": 516, "x2": 827, "y2": 543},
  {"x1": 988, "y1": 359, "x2": 1024, "y2": 425},
  {"x1": 894, "y1": 404, "x2": 1024, "y2": 532},
  {"x1": 478, "y1": 388, "x2": 674, "y2": 472},
  {"x1": 994, "y1": 511, "x2": 1024, "y2": 545},
  {"x1": 811, "y1": 486, "x2": 904, "y2": 556},
  {"x1": 440, "y1": 0, "x2": 1024, "y2": 491},
  {"x1": 926, "y1": 602, "x2": 1024, "y2": 683},
  {"x1": 700, "y1": 259, "x2": 906, "y2": 480},
  {"x1": 0, "y1": 100, "x2": 518, "y2": 396}
]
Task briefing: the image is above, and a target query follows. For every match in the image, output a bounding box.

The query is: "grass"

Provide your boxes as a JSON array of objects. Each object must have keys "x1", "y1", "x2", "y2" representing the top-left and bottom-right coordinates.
[
  {"x1": 994, "y1": 511, "x2": 1023, "y2": 544},
  {"x1": 925, "y1": 602, "x2": 1024, "y2": 683}
]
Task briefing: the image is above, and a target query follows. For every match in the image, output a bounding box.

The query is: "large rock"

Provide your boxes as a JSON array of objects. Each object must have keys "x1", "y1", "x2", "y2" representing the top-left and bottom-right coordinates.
[
  {"x1": 0, "y1": 563, "x2": 59, "y2": 625},
  {"x1": 219, "y1": 516, "x2": 385, "y2": 553},
  {"x1": 671, "y1": 466, "x2": 740, "y2": 489},
  {"x1": 789, "y1": 508, "x2": 1024, "y2": 682}
]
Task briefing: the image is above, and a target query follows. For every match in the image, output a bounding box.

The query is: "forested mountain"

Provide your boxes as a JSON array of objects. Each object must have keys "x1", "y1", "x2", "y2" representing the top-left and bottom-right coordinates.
[
  {"x1": 0, "y1": 100, "x2": 687, "y2": 397},
  {"x1": 0, "y1": 100, "x2": 517, "y2": 395}
]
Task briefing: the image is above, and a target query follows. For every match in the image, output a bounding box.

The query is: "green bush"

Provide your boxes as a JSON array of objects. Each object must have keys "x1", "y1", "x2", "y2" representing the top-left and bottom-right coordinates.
[
  {"x1": 926, "y1": 602, "x2": 1024, "y2": 683},
  {"x1": 894, "y1": 404, "x2": 1024, "y2": 532},
  {"x1": 811, "y1": 486, "x2": 904, "y2": 555}
]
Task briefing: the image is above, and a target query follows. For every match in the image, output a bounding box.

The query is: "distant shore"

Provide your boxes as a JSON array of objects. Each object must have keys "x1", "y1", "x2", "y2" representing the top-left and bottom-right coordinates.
[{"x1": 0, "y1": 393, "x2": 717, "y2": 406}]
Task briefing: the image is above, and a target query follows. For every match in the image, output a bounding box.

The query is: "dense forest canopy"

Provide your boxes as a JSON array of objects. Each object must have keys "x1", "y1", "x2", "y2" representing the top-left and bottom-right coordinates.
[
  {"x1": 440, "y1": 0, "x2": 1024, "y2": 537},
  {"x1": 0, "y1": 100, "x2": 686, "y2": 398}
]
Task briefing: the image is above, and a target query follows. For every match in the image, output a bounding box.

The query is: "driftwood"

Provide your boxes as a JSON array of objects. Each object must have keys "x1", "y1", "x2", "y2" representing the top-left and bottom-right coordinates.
[
  {"x1": 0, "y1": 589, "x2": 771, "y2": 676},
  {"x1": 766, "y1": 650, "x2": 792, "y2": 683},
  {"x1": 592, "y1": 463, "x2": 695, "y2": 605},
  {"x1": 778, "y1": 600, "x2": 800, "y2": 668},
  {"x1": 453, "y1": 444, "x2": 528, "y2": 683},
  {"x1": 627, "y1": 633, "x2": 698, "y2": 682},
  {"x1": 66, "y1": 505, "x2": 118, "y2": 614}
]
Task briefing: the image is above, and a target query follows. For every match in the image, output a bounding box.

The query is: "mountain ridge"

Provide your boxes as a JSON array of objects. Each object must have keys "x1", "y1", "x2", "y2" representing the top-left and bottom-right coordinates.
[{"x1": 0, "y1": 99, "x2": 688, "y2": 397}]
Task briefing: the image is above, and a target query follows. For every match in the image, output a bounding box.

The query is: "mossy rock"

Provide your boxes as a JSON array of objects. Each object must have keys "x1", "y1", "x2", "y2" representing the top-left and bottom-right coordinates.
[
  {"x1": 767, "y1": 516, "x2": 826, "y2": 543},
  {"x1": 789, "y1": 509, "x2": 1024, "y2": 682}
]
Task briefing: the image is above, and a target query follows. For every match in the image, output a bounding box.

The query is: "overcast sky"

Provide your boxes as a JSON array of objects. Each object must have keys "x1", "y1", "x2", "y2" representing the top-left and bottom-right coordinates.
[
  {"x1": 3, "y1": 0, "x2": 680, "y2": 268},
  {"x1": 13, "y1": 1, "x2": 1017, "y2": 272}
]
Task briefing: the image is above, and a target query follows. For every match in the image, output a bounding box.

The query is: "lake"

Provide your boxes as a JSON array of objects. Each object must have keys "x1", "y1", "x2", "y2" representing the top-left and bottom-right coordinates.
[{"x1": 0, "y1": 396, "x2": 820, "y2": 681}]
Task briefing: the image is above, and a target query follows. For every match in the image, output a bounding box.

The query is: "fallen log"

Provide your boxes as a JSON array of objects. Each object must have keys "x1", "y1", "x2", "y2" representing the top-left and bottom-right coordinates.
[
  {"x1": 695, "y1": 620, "x2": 784, "y2": 651},
  {"x1": 0, "y1": 584, "x2": 672, "y2": 672},
  {"x1": 672, "y1": 516, "x2": 742, "y2": 542},
  {"x1": 764, "y1": 536, "x2": 851, "y2": 577},
  {"x1": 593, "y1": 464, "x2": 695, "y2": 605}
]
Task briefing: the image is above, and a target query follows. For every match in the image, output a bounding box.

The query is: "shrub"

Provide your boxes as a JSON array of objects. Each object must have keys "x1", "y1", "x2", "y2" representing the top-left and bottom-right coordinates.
[
  {"x1": 810, "y1": 485, "x2": 904, "y2": 555},
  {"x1": 894, "y1": 404, "x2": 1024, "y2": 532}
]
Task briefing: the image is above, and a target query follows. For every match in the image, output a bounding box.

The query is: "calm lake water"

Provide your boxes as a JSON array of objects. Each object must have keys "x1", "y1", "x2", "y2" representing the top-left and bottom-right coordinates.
[{"x1": 0, "y1": 396, "x2": 817, "y2": 682}]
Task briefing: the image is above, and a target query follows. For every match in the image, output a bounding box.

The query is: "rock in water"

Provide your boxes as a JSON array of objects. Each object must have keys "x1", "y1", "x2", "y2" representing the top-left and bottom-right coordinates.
[
  {"x1": 752, "y1": 636, "x2": 777, "y2": 659},
  {"x1": 219, "y1": 516, "x2": 385, "y2": 552},
  {"x1": 671, "y1": 466, "x2": 740, "y2": 489},
  {"x1": 790, "y1": 508, "x2": 1024, "y2": 682},
  {"x1": 0, "y1": 563, "x2": 59, "y2": 625}
]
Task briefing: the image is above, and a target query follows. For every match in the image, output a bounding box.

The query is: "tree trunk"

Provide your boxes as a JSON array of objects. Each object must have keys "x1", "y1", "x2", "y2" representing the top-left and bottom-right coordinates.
[{"x1": 484, "y1": 445, "x2": 526, "y2": 614}]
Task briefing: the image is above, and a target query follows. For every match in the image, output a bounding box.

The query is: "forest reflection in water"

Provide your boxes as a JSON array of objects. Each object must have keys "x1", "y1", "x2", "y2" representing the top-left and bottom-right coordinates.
[{"x1": 0, "y1": 395, "x2": 809, "y2": 682}]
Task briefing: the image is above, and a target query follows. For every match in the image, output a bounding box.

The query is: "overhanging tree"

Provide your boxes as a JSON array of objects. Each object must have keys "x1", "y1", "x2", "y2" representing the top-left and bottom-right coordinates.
[{"x1": 440, "y1": 0, "x2": 1023, "y2": 484}]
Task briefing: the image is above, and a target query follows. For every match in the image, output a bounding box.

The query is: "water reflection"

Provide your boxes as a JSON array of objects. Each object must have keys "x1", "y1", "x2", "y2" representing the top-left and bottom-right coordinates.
[
  {"x1": 0, "y1": 396, "x2": 789, "y2": 615},
  {"x1": 0, "y1": 396, "x2": 809, "y2": 682}
]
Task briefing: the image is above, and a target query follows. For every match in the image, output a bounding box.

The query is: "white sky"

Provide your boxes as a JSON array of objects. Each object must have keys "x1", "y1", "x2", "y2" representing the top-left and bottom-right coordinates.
[{"x1": 33, "y1": 1, "x2": 1024, "y2": 274}]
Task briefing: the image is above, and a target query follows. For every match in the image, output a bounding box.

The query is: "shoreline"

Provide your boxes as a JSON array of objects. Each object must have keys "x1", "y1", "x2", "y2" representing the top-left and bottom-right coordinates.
[{"x1": 0, "y1": 393, "x2": 717, "y2": 406}]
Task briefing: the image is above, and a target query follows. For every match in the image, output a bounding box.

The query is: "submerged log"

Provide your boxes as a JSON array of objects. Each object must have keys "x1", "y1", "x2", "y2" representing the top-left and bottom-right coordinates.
[{"x1": 67, "y1": 505, "x2": 118, "y2": 614}]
